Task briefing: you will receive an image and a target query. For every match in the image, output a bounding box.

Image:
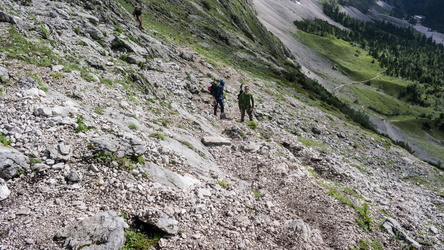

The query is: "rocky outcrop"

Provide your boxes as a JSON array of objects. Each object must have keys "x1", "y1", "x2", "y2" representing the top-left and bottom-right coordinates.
[{"x1": 54, "y1": 211, "x2": 128, "y2": 250}]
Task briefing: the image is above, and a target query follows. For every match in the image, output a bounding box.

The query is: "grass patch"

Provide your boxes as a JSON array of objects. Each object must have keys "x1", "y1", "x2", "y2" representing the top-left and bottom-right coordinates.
[
  {"x1": 322, "y1": 182, "x2": 373, "y2": 231},
  {"x1": 29, "y1": 158, "x2": 42, "y2": 165},
  {"x1": 100, "y1": 78, "x2": 115, "y2": 87},
  {"x1": 252, "y1": 189, "x2": 264, "y2": 198},
  {"x1": 392, "y1": 118, "x2": 444, "y2": 164},
  {"x1": 123, "y1": 228, "x2": 160, "y2": 250},
  {"x1": 50, "y1": 72, "x2": 63, "y2": 78},
  {"x1": 298, "y1": 137, "x2": 330, "y2": 154},
  {"x1": 149, "y1": 132, "x2": 166, "y2": 140},
  {"x1": 179, "y1": 140, "x2": 206, "y2": 158},
  {"x1": 297, "y1": 31, "x2": 383, "y2": 82},
  {"x1": 352, "y1": 238, "x2": 384, "y2": 250},
  {"x1": 216, "y1": 180, "x2": 230, "y2": 189},
  {"x1": 75, "y1": 116, "x2": 95, "y2": 133},
  {"x1": 0, "y1": 133, "x2": 11, "y2": 146},
  {"x1": 0, "y1": 27, "x2": 61, "y2": 66},
  {"x1": 350, "y1": 85, "x2": 429, "y2": 117},
  {"x1": 246, "y1": 120, "x2": 258, "y2": 130},
  {"x1": 94, "y1": 107, "x2": 104, "y2": 115},
  {"x1": 128, "y1": 123, "x2": 138, "y2": 130}
]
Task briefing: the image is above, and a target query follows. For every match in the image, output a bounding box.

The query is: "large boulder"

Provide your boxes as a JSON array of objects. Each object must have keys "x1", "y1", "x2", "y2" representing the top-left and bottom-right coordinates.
[
  {"x1": 0, "y1": 146, "x2": 29, "y2": 179},
  {"x1": 140, "y1": 208, "x2": 179, "y2": 235},
  {"x1": 54, "y1": 210, "x2": 128, "y2": 250},
  {"x1": 111, "y1": 36, "x2": 147, "y2": 55},
  {"x1": 83, "y1": 22, "x2": 104, "y2": 40}
]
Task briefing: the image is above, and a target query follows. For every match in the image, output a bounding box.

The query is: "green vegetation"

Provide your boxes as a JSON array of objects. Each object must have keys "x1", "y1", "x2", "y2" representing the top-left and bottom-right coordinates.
[
  {"x1": 75, "y1": 116, "x2": 95, "y2": 133},
  {"x1": 149, "y1": 132, "x2": 166, "y2": 140},
  {"x1": 352, "y1": 238, "x2": 384, "y2": 250},
  {"x1": 29, "y1": 158, "x2": 43, "y2": 165},
  {"x1": 73, "y1": 26, "x2": 80, "y2": 35},
  {"x1": 298, "y1": 136, "x2": 331, "y2": 153},
  {"x1": 114, "y1": 25, "x2": 123, "y2": 34},
  {"x1": 123, "y1": 228, "x2": 160, "y2": 250},
  {"x1": 81, "y1": 72, "x2": 97, "y2": 82},
  {"x1": 0, "y1": 27, "x2": 61, "y2": 66},
  {"x1": 100, "y1": 78, "x2": 114, "y2": 87},
  {"x1": 50, "y1": 73, "x2": 63, "y2": 78},
  {"x1": 322, "y1": 182, "x2": 373, "y2": 231},
  {"x1": 128, "y1": 123, "x2": 138, "y2": 130},
  {"x1": 252, "y1": 189, "x2": 264, "y2": 198},
  {"x1": 246, "y1": 121, "x2": 257, "y2": 130},
  {"x1": 294, "y1": 4, "x2": 444, "y2": 164},
  {"x1": 39, "y1": 24, "x2": 50, "y2": 39},
  {"x1": 94, "y1": 107, "x2": 104, "y2": 115},
  {"x1": 216, "y1": 180, "x2": 230, "y2": 189},
  {"x1": 92, "y1": 149, "x2": 145, "y2": 172},
  {"x1": 179, "y1": 140, "x2": 206, "y2": 158},
  {"x1": 296, "y1": 3, "x2": 444, "y2": 116},
  {"x1": 179, "y1": 140, "x2": 193, "y2": 150},
  {"x1": 0, "y1": 133, "x2": 11, "y2": 146}
]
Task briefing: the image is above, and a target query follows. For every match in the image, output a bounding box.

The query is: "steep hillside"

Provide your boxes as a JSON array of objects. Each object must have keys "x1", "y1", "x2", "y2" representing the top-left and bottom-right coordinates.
[
  {"x1": 253, "y1": 0, "x2": 444, "y2": 167},
  {"x1": 1, "y1": 0, "x2": 444, "y2": 249}
]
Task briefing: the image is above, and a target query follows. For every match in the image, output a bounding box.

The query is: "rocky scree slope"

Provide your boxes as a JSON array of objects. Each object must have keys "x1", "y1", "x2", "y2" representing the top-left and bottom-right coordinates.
[{"x1": 0, "y1": 0, "x2": 444, "y2": 249}]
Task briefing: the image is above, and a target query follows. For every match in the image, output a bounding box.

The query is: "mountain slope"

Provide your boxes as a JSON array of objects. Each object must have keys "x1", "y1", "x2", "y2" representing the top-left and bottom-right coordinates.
[{"x1": 0, "y1": 0, "x2": 443, "y2": 249}]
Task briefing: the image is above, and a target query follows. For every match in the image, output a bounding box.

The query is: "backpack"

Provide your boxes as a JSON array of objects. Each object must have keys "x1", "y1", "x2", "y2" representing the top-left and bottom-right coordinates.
[
  {"x1": 208, "y1": 83, "x2": 219, "y2": 97},
  {"x1": 237, "y1": 84, "x2": 244, "y2": 100},
  {"x1": 134, "y1": 7, "x2": 142, "y2": 16}
]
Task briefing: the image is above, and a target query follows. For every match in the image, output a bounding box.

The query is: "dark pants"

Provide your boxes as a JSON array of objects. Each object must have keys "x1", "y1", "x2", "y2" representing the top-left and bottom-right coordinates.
[
  {"x1": 240, "y1": 107, "x2": 253, "y2": 122},
  {"x1": 214, "y1": 101, "x2": 224, "y2": 115}
]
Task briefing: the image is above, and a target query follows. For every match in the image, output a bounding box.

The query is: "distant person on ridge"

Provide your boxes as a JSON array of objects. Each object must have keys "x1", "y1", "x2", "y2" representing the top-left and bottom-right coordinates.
[
  {"x1": 238, "y1": 85, "x2": 254, "y2": 122},
  {"x1": 133, "y1": 6, "x2": 143, "y2": 29},
  {"x1": 213, "y1": 80, "x2": 226, "y2": 119}
]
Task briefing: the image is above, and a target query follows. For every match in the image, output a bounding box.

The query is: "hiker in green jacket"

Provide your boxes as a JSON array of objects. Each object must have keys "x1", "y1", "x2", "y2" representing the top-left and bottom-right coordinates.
[{"x1": 238, "y1": 85, "x2": 254, "y2": 122}]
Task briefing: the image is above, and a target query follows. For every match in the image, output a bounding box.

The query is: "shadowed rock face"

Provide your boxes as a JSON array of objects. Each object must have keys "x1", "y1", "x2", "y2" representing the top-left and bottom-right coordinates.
[{"x1": 0, "y1": 0, "x2": 443, "y2": 249}]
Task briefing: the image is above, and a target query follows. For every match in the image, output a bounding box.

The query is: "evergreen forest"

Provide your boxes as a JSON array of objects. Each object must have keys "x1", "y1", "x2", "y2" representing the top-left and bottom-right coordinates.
[{"x1": 294, "y1": 2, "x2": 444, "y2": 131}]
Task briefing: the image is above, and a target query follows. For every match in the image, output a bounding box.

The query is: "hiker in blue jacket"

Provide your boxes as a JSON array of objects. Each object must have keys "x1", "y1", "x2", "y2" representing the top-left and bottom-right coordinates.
[{"x1": 213, "y1": 80, "x2": 225, "y2": 118}]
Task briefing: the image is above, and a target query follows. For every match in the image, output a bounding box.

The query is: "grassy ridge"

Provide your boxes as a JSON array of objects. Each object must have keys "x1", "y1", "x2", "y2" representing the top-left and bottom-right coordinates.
[{"x1": 297, "y1": 32, "x2": 383, "y2": 82}]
